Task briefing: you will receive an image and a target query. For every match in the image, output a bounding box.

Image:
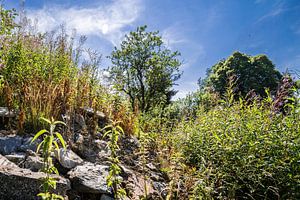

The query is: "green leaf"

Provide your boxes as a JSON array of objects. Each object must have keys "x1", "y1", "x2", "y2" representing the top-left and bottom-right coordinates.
[
  {"x1": 31, "y1": 129, "x2": 48, "y2": 143},
  {"x1": 53, "y1": 141, "x2": 60, "y2": 154},
  {"x1": 55, "y1": 132, "x2": 66, "y2": 149},
  {"x1": 40, "y1": 117, "x2": 51, "y2": 124},
  {"x1": 53, "y1": 120, "x2": 66, "y2": 126},
  {"x1": 103, "y1": 130, "x2": 112, "y2": 138},
  {"x1": 36, "y1": 140, "x2": 44, "y2": 153}
]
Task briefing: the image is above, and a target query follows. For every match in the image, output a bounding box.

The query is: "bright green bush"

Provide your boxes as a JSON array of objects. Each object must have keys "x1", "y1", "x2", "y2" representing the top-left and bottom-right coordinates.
[{"x1": 184, "y1": 99, "x2": 300, "y2": 199}]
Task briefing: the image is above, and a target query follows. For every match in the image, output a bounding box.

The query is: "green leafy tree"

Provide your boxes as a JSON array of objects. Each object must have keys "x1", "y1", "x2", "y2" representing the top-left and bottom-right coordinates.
[
  {"x1": 109, "y1": 25, "x2": 182, "y2": 112},
  {"x1": 204, "y1": 51, "x2": 282, "y2": 97}
]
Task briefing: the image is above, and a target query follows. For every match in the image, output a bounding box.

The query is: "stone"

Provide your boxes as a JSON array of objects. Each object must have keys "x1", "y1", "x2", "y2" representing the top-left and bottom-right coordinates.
[
  {"x1": 100, "y1": 194, "x2": 114, "y2": 200},
  {"x1": 0, "y1": 135, "x2": 23, "y2": 155},
  {"x1": 22, "y1": 155, "x2": 44, "y2": 172},
  {"x1": 5, "y1": 153, "x2": 26, "y2": 165},
  {"x1": 55, "y1": 148, "x2": 83, "y2": 169},
  {"x1": 18, "y1": 136, "x2": 40, "y2": 152},
  {"x1": 75, "y1": 114, "x2": 87, "y2": 129},
  {"x1": 152, "y1": 181, "x2": 168, "y2": 198},
  {"x1": 120, "y1": 165, "x2": 155, "y2": 200},
  {"x1": 72, "y1": 138, "x2": 111, "y2": 163},
  {"x1": 81, "y1": 107, "x2": 106, "y2": 119},
  {"x1": 0, "y1": 135, "x2": 40, "y2": 155},
  {"x1": 94, "y1": 139, "x2": 111, "y2": 161},
  {"x1": 0, "y1": 164, "x2": 70, "y2": 200},
  {"x1": 0, "y1": 154, "x2": 19, "y2": 168},
  {"x1": 0, "y1": 107, "x2": 16, "y2": 117},
  {"x1": 68, "y1": 162, "x2": 111, "y2": 194}
]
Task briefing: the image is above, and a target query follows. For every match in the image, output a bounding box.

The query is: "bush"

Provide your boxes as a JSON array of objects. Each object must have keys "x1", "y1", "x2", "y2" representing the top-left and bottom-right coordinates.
[{"x1": 183, "y1": 99, "x2": 300, "y2": 199}]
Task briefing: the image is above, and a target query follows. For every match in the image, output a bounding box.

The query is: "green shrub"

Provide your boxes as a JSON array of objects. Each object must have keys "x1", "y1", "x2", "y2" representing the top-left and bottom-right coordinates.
[{"x1": 184, "y1": 99, "x2": 300, "y2": 199}]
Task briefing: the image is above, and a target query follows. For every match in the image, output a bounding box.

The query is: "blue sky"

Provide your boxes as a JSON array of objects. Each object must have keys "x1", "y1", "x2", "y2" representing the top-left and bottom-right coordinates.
[{"x1": 4, "y1": 0, "x2": 300, "y2": 98}]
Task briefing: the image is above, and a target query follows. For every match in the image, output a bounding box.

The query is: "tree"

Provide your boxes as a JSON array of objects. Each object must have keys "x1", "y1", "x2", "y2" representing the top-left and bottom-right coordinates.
[
  {"x1": 204, "y1": 51, "x2": 282, "y2": 97},
  {"x1": 109, "y1": 26, "x2": 182, "y2": 112}
]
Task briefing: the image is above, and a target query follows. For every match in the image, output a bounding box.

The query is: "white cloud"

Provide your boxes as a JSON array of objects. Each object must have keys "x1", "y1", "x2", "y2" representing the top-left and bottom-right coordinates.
[
  {"x1": 173, "y1": 81, "x2": 198, "y2": 100},
  {"x1": 162, "y1": 25, "x2": 188, "y2": 48},
  {"x1": 27, "y1": 0, "x2": 143, "y2": 46},
  {"x1": 256, "y1": 1, "x2": 287, "y2": 23}
]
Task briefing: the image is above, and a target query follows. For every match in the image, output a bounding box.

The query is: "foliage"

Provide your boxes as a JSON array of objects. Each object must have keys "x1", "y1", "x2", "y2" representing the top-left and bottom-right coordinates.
[
  {"x1": 31, "y1": 117, "x2": 66, "y2": 200},
  {"x1": 182, "y1": 89, "x2": 300, "y2": 199},
  {"x1": 109, "y1": 25, "x2": 182, "y2": 113},
  {"x1": 204, "y1": 51, "x2": 282, "y2": 97},
  {"x1": 103, "y1": 121, "x2": 126, "y2": 199},
  {"x1": 0, "y1": 9, "x2": 116, "y2": 134},
  {"x1": 0, "y1": 5, "x2": 17, "y2": 35}
]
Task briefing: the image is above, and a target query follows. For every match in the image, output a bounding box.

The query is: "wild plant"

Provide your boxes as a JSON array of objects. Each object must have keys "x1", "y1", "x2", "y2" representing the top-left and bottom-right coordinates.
[
  {"x1": 183, "y1": 95, "x2": 300, "y2": 199},
  {"x1": 103, "y1": 120, "x2": 126, "y2": 199},
  {"x1": 31, "y1": 117, "x2": 66, "y2": 200}
]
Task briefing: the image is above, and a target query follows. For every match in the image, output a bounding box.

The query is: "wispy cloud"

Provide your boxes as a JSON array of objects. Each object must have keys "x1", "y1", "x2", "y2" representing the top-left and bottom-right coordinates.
[
  {"x1": 256, "y1": 1, "x2": 287, "y2": 23},
  {"x1": 162, "y1": 24, "x2": 188, "y2": 47},
  {"x1": 162, "y1": 23, "x2": 206, "y2": 70},
  {"x1": 173, "y1": 81, "x2": 198, "y2": 99},
  {"x1": 282, "y1": 54, "x2": 300, "y2": 71},
  {"x1": 27, "y1": 0, "x2": 143, "y2": 46}
]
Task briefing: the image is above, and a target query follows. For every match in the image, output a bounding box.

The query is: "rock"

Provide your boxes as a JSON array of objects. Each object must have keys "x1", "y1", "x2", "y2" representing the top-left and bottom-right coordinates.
[
  {"x1": 146, "y1": 163, "x2": 157, "y2": 171},
  {"x1": 72, "y1": 138, "x2": 111, "y2": 163},
  {"x1": 0, "y1": 163, "x2": 70, "y2": 200},
  {"x1": 0, "y1": 135, "x2": 40, "y2": 155},
  {"x1": 120, "y1": 136, "x2": 140, "y2": 155},
  {"x1": 0, "y1": 154, "x2": 19, "y2": 168},
  {"x1": 55, "y1": 148, "x2": 83, "y2": 169},
  {"x1": 0, "y1": 135, "x2": 23, "y2": 155},
  {"x1": 5, "y1": 153, "x2": 26, "y2": 165},
  {"x1": 18, "y1": 136, "x2": 40, "y2": 152},
  {"x1": 81, "y1": 107, "x2": 105, "y2": 119},
  {"x1": 22, "y1": 155, "x2": 44, "y2": 172},
  {"x1": 94, "y1": 139, "x2": 111, "y2": 161},
  {"x1": 100, "y1": 194, "x2": 114, "y2": 200},
  {"x1": 153, "y1": 181, "x2": 168, "y2": 198},
  {"x1": 0, "y1": 107, "x2": 16, "y2": 117},
  {"x1": 75, "y1": 114, "x2": 87, "y2": 129},
  {"x1": 121, "y1": 165, "x2": 155, "y2": 200},
  {"x1": 68, "y1": 162, "x2": 111, "y2": 194}
]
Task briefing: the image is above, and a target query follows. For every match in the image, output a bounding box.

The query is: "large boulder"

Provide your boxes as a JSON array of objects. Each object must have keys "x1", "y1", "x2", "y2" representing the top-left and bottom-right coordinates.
[
  {"x1": 0, "y1": 155, "x2": 70, "y2": 199},
  {"x1": 55, "y1": 148, "x2": 83, "y2": 169},
  {"x1": 68, "y1": 162, "x2": 111, "y2": 195}
]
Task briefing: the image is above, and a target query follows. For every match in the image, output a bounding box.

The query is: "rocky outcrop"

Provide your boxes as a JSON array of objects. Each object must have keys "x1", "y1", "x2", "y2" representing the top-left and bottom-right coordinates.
[
  {"x1": 0, "y1": 155, "x2": 70, "y2": 200},
  {"x1": 68, "y1": 162, "x2": 111, "y2": 195}
]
